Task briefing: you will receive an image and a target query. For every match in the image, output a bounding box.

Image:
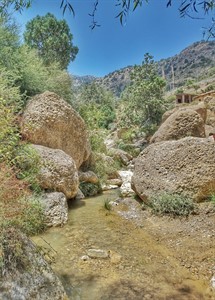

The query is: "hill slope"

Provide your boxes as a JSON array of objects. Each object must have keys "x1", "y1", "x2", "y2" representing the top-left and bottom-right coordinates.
[{"x1": 72, "y1": 41, "x2": 215, "y2": 96}]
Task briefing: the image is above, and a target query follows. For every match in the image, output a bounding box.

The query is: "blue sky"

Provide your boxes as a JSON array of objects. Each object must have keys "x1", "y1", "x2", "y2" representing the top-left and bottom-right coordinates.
[{"x1": 14, "y1": 0, "x2": 214, "y2": 77}]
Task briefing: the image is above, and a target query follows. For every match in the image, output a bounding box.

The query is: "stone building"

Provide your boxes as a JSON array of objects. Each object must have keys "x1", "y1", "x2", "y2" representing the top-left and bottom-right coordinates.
[{"x1": 176, "y1": 93, "x2": 196, "y2": 105}]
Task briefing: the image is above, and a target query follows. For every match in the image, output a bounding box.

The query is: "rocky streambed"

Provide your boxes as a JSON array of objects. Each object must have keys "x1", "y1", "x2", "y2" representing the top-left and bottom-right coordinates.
[{"x1": 33, "y1": 188, "x2": 215, "y2": 300}]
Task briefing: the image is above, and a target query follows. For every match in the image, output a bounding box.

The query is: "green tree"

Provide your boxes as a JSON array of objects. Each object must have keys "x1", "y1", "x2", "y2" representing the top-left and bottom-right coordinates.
[
  {"x1": 77, "y1": 82, "x2": 116, "y2": 129},
  {"x1": 0, "y1": 16, "x2": 74, "y2": 103},
  {"x1": 24, "y1": 13, "x2": 78, "y2": 69},
  {"x1": 119, "y1": 53, "x2": 166, "y2": 133}
]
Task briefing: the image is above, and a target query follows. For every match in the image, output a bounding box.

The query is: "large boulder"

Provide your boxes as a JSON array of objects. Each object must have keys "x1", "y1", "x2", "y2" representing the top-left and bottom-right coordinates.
[
  {"x1": 0, "y1": 228, "x2": 68, "y2": 300},
  {"x1": 21, "y1": 91, "x2": 91, "y2": 169},
  {"x1": 132, "y1": 137, "x2": 215, "y2": 202},
  {"x1": 150, "y1": 109, "x2": 205, "y2": 143},
  {"x1": 33, "y1": 145, "x2": 79, "y2": 199},
  {"x1": 204, "y1": 96, "x2": 215, "y2": 127},
  {"x1": 162, "y1": 102, "x2": 207, "y2": 123},
  {"x1": 39, "y1": 192, "x2": 69, "y2": 227},
  {"x1": 78, "y1": 171, "x2": 99, "y2": 184}
]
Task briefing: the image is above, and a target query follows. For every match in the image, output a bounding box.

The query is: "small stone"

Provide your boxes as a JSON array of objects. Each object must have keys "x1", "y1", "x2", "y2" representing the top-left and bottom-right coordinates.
[
  {"x1": 86, "y1": 249, "x2": 110, "y2": 259},
  {"x1": 80, "y1": 255, "x2": 90, "y2": 261},
  {"x1": 109, "y1": 251, "x2": 122, "y2": 264},
  {"x1": 211, "y1": 275, "x2": 215, "y2": 289}
]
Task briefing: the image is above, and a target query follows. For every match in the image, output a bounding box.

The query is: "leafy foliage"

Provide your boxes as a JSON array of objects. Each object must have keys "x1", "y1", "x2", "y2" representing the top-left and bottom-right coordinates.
[
  {"x1": 104, "y1": 198, "x2": 112, "y2": 211},
  {"x1": 0, "y1": 69, "x2": 22, "y2": 163},
  {"x1": 150, "y1": 193, "x2": 195, "y2": 216},
  {"x1": 118, "y1": 53, "x2": 166, "y2": 134},
  {"x1": 0, "y1": 16, "x2": 74, "y2": 103},
  {"x1": 24, "y1": 13, "x2": 78, "y2": 69},
  {"x1": 13, "y1": 144, "x2": 41, "y2": 193},
  {"x1": 1, "y1": 0, "x2": 215, "y2": 37},
  {"x1": 79, "y1": 182, "x2": 102, "y2": 197},
  {"x1": 77, "y1": 82, "x2": 116, "y2": 130},
  {"x1": 0, "y1": 165, "x2": 46, "y2": 235}
]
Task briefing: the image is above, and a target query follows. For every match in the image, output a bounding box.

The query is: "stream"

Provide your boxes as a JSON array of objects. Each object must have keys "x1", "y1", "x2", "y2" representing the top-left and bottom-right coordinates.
[{"x1": 33, "y1": 190, "x2": 213, "y2": 300}]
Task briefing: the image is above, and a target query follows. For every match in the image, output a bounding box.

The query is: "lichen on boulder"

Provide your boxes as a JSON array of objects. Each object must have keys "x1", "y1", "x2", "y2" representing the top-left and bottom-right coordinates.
[
  {"x1": 0, "y1": 227, "x2": 68, "y2": 300},
  {"x1": 132, "y1": 137, "x2": 215, "y2": 202},
  {"x1": 21, "y1": 91, "x2": 91, "y2": 169},
  {"x1": 150, "y1": 108, "x2": 205, "y2": 143},
  {"x1": 32, "y1": 144, "x2": 79, "y2": 199}
]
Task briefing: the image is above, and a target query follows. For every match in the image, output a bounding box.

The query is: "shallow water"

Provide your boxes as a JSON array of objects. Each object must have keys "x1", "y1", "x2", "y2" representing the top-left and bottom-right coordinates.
[{"x1": 33, "y1": 190, "x2": 213, "y2": 300}]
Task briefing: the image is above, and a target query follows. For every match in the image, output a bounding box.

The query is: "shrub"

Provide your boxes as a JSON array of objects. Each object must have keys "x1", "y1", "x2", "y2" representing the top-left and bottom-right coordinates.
[
  {"x1": 104, "y1": 198, "x2": 112, "y2": 211},
  {"x1": 117, "y1": 141, "x2": 140, "y2": 157},
  {"x1": 13, "y1": 144, "x2": 41, "y2": 193},
  {"x1": 79, "y1": 182, "x2": 102, "y2": 197},
  {"x1": 90, "y1": 152, "x2": 120, "y2": 184},
  {"x1": 18, "y1": 196, "x2": 46, "y2": 235},
  {"x1": 150, "y1": 193, "x2": 195, "y2": 216},
  {"x1": 209, "y1": 194, "x2": 215, "y2": 204},
  {"x1": 89, "y1": 130, "x2": 107, "y2": 154},
  {"x1": 0, "y1": 165, "x2": 46, "y2": 236},
  {"x1": 0, "y1": 69, "x2": 22, "y2": 163}
]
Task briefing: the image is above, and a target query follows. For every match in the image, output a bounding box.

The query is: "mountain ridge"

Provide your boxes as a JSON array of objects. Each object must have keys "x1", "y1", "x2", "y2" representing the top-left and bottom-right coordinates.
[{"x1": 72, "y1": 40, "x2": 215, "y2": 96}]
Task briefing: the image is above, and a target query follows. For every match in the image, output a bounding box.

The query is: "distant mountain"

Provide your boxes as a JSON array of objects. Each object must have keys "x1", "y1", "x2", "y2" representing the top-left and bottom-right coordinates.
[
  {"x1": 157, "y1": 40, "x2": 215, "y2": 89},
  {"x1": 72, "y1": 41, "x2": 215, "y2": 97},
  {"x1": 72, "y1": 75, "x2": 98, "y2": 89},
  {"x1": 95, "y1": 66, "x2": 132, "y2": 97}
]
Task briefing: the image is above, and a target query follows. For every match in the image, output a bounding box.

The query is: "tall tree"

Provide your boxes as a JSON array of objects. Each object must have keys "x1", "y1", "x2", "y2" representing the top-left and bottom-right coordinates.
[
  {"x1": 119, "y1": 53, "x2": 166, "y2": 132},
  {"x1": 77, "y1": 82, "x2": 116, "y2": 129},
  {"x1": 24, "y1": 13, "x2": 78, "y2": 69}
]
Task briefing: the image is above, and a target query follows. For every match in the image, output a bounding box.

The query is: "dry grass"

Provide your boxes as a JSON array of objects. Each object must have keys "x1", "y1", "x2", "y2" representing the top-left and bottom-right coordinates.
[{"x1": 0, "y1": 163, "x2": 31, "y2": 221}]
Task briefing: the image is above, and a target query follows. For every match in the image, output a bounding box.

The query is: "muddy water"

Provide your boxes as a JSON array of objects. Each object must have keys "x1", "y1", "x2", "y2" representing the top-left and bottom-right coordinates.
[{"x1": 33, "y1": 191, "x2": 213, "y2": 300}]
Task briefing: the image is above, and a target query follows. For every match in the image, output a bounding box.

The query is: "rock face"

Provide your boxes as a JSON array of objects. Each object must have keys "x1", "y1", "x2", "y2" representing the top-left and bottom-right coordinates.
[
  {"x1": 150, "y1": 109, "x2": 205, "y2": 143},
  {"x1": 39, "y1": 192, "x2": 68, "y2": 227},
  {"x1": 21, "y1": 91, "x2": 91, "y2": 169},
  {"x1": 132, "y1": 137, "x2": 215, "y2": 202},
  {"x1": 33, "y1": 145, "x2": 79, "y2": 199},
  {"x1": 78, "y1": 171, "x2": 99, "y2": 184},
  {"x1": 0, "y1": 228, "x2": 67, "y2": 300},
  {"x1": 119, "y1": 170, "x2": 135, "y2": 197},
  {"x1": 204, "y1": 96, "x2": 215, "y2": 127}
]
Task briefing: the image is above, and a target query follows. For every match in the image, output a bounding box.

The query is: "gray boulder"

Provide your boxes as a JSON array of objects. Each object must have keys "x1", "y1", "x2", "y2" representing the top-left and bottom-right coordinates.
[
  {"x1": 39, "y1": 192, "x2": 68, "y2": 227},
  {"x1": 0, "y1": 228, "x2": 67, "y2": 300},
  {"x1": 132, "y1": 137, "x2": 215, "y2": 202},
  {"x1": 33, "y1": 145, "x2": 79, "y2": 199},
  {"x1": 21, "y1": 91, "x2": 91, "y2": 169}
]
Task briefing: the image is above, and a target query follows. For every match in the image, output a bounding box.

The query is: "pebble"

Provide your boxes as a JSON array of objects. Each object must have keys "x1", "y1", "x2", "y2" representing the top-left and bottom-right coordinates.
[
  {"x1": 211, "y1": 275, "x2": 215, "y2": 289},
  {"x1": 86, "y1": 249, "x2": 110, "y2": 259},
  {"x1": 80, "y1": 255, "x2": 90, "y2": 261}
]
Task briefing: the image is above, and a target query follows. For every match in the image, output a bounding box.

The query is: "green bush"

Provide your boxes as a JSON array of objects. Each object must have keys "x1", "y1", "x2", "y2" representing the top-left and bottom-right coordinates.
[
  {"x1": 19, "y1": 196, "x2": 47, "y2": 235},
  {"x1": 13, "y1": 144, "x2": 41, "y2": 193},
  {"x1": 117, "y1": 141, "x2": 140, "y2": 157},
  {"x1": 0, "y1": 70, "x2": 22, "y2": 163},
  {"x1": 89, "y1": 130, "x2": 107, "y2": 153},
  {"x1": 77, "y1": 82, "x2": 116, "y2": 130},
  {"x1": 0, "y1": 17, "x2": 75, "y2": 105},
  {"x1": 90, "y1": 152, "x2": 120, "y2": 184},
  {"x1": 209, "y1": 194, "x2": 215, "y2": 204},
  {"x1": 150, "y1": 193, "x2": 195, "y2": 216},
  {"x1": 79, "y1": 182, "x2": 102, "y2": 197},
  {"x1": 104, "y1": 198, "x2": 112, "y2": 211}
]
